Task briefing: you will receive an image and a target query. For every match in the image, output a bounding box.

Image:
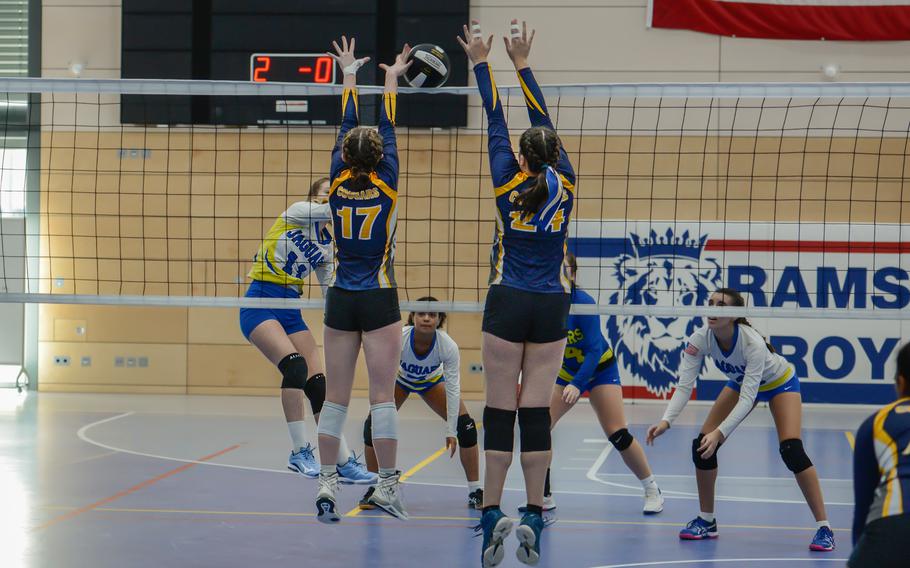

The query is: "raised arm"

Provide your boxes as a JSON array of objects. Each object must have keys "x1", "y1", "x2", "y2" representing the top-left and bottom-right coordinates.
[
  {"x1": 327, "y1": 36, "x2": 370, "y2": 179},
  {"x1": 458, "y1": 21, "x2": 520, "y2": 188},
  {"x1": 374, "y1": 44, "x2": 412, "y2": 187},
  {"x1": 504, "y1": 20, "x2": 574, "y2": 182}
]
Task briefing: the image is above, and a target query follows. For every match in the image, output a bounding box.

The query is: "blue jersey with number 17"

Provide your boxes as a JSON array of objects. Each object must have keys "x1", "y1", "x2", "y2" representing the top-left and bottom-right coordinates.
[
  {"x1": 328, "y1": 89, "x2": 399, "y2": 290},
  {"x1": 474, "y1": 62, "x2": 575, "y2": 294}
]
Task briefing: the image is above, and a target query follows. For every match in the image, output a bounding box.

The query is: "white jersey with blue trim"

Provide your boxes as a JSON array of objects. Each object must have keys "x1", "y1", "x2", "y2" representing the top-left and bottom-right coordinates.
[
  {"x1": 398, "y1": 326, "x2": 461, "y2": 437},
  {"x1": 662, "y1": 324, "x2": 795, "y2": 438}
]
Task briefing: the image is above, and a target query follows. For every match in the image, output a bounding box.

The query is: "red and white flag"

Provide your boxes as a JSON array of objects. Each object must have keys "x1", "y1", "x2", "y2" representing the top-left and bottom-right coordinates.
[{"x1": 649, "y1": 0, "x2": 910, "y2": 41}]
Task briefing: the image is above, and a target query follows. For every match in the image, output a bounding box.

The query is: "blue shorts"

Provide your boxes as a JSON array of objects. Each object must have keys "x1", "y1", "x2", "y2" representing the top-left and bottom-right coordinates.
[
  {"x1": 397, "y1": 375, "x2": 445, "y2": 395},
  {"x1": 239, "y1": 280, "x2": 309, "y2": 341},
  {"x1": 726, "y1": 375, "x2": 801, "y2": 403},
  {"x1": 556, "y1": 361, "x2": 621, "y2": 394}
]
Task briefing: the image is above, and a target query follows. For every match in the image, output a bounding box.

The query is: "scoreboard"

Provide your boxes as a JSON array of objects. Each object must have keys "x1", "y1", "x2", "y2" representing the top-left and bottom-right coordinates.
[{"x1": 121, "y1": 0, "x2": 468, "y2": 127}]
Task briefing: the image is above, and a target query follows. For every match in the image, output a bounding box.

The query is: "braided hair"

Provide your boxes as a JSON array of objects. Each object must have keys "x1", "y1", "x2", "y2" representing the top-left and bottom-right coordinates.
[
  {"x1": 342, "y1": 127, "x2": 383, "y2": 191},
  {"x1": 515, "y1": 126, "x2": 562, "y2": 217},
  {"x1": 714, "y1": 287, "x2": 775, "y2": 353}
]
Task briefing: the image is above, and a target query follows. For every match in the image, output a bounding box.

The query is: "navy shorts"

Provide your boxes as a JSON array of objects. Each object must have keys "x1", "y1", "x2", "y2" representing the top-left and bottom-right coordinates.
[
  {"x1": 239, "y1": 280, "x2": 308, "y2": 340},
  {"x1": 482, "y1": 285, "x2": 571, "y2": 343},
  {"x1": 556, "y1": 360, "x2": 621, "y2": 394}
]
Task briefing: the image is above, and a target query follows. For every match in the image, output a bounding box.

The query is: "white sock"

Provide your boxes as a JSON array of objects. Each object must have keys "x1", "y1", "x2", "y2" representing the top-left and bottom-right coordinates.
[
  {"x1": 379, "y1": 467, "x2": 397, "y2": 477},
  {"x1": 287, "y1": 420, "x2": 308, "y2": 451},
  {"x1": 816, "y1": 520, "x2": 831, "y2": 529},
  {"x1": 336, "y1": 435, "x2": 351, "y2": 466},
  {"x1": 320, "y1": 464, "x2": 336, "y2": 476},
  {"x1": 468, "y1": 480, "x2": 482, "y2": 492},
  {"x1": 700, "y1": 511, "x2": 715, "y2": 523},
  {"x1": 640, "y1": 474, "x2": 658, "y2": 491}
]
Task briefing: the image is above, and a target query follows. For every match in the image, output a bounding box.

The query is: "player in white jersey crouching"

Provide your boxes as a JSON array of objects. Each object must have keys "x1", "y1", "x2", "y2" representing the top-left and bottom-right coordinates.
[
  {"x1": 647, "y1": 287, "x2": 834, "y2": 552},
  {"x1": 359, "y1": 296, "x2": 484, "y2": 509}
]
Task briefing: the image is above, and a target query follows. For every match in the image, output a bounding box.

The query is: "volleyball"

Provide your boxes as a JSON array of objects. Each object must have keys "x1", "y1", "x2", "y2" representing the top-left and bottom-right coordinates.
[{"x1": 404, "y1": 44, "x2": 451, "y2": 88}]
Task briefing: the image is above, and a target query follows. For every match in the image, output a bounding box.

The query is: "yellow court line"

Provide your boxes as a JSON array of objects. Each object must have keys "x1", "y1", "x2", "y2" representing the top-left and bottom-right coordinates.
[
  {"x1": 845, "y1": 431, "x2": 856, "y2": 451},
  {"x1": 344, "y1": 444, "x2": 450, "y2": 518},
  {"x1": 79, "y1": 506, "x2": 849, "y2": 533}
]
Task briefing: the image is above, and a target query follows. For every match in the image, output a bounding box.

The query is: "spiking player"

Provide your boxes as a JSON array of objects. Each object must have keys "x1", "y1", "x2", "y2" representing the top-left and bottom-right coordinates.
[
  {"x1": 459, "y1": 19, "x2": 575, "y2": 567},
  {"x1": 359, "y1": 297, "x2": 483, "y2": 510},
  {"x1": 537, "y1": 253, "x2": 663, "y2": 515},
  {"x1": 647, "y1": 288, "x2": 835, "y2": 552},
  {"x1": 314, "y1": 36, "x2": 412, "y2": 523},
  {"x1": 240, "y1": 177, "x2": 374, "y2": 485},
  {"x1": 848, "y1": 341, "x2": 910, "y2": 568}
]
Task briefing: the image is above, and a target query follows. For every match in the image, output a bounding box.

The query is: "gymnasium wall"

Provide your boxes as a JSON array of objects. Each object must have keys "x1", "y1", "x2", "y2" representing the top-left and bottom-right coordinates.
[{"x1": 34, "y1": 1, "x2": 910, "y2": 394}]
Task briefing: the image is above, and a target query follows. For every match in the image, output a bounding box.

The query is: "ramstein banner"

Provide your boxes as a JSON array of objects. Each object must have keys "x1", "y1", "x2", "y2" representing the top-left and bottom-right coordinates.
[{"x1": 569, "y1": 221, "x2": 910, "y2": 405}]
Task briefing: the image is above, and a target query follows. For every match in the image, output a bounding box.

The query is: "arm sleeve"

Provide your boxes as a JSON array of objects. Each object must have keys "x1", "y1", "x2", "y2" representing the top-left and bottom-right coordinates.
[
  {"x1": 314, "y1": 261, "x2": 333, "y2": 294},
  {"x1": 330, "y1": 88, "x2": 360, "y2": 180},
  {"x1": 569, "y1": 315, "x2": 607, "y2": 390},
  {"x1": 661, "y1": 332, "x2": 706, "y2": 426},
  {"x1": 282, "y1": 202, "x2": 332, "y2": 225},
  {"x1": 716, "y1": 332, "x2": 765, "y2": 438},
  {"x1": 440, "y1": 332, "x2": 461, "y2": 438},
  {"x1": 473, "y1": 62, "x2": 520, "y2": 188},
  {"x1": 852, "y1": 414, "x2": 879, "y2": 545},
  {"x1": 516, "y1": 67, "x2": 575, "y2": 184},
  {"x1": 375, "y1": 92, "x2": 400, "y2": 187}
]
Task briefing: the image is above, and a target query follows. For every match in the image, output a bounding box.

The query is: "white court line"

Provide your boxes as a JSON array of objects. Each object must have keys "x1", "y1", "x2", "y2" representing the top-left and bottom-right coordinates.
[
  {"x1": 584, "y1": 440, "x2": 852, "y2": 506},
  {"x1": 76, "y1": 411, "x2": 291, "y2": 475},
  {"x1": 592, "y1": 558, "x2": 848, "y2": 568},
  {"x1": 584, "y1": 438, "x2": 608, "y2": 444}
]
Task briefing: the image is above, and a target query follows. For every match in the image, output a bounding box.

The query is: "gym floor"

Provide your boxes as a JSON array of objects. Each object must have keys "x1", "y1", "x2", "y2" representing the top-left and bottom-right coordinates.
[{"x1": 2, "y1": 390, "x2": 863, "y2": 567}]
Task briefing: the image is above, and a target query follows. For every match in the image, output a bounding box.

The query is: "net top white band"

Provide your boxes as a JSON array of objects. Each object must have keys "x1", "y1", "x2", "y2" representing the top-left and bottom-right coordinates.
[{"x1": 6, "y1": 76, "x2": 910, "y2": 98}]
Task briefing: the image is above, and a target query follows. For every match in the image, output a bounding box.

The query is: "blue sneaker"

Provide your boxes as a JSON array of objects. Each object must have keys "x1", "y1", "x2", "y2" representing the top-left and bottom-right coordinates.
[
  {"x1": 515, "y1": 511, "x2": 544, "y2": 565},
  {"x1": 679, "y1": 516, "x2": 718, "y2": 540},
  {"x1": 287, "y1": 443, "x2": 318, "y2": 478},
  {"x1": 336, "y1": 452, "x2": 378, "y2": 485},
  {"x1": 810, "y1": 525, "x2": 835, "y2": 551},
  {"x1": 475, "y1": 508, "x2": 513, "y2": 568}
]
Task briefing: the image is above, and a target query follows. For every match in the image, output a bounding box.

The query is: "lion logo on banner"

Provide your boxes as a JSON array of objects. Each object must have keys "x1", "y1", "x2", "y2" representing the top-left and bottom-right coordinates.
[{"x1": 605, "y1": 228, "x2": 722, "y2": 396}]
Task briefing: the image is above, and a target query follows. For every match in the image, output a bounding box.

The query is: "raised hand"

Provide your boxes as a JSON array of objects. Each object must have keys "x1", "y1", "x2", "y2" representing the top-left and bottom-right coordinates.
[
  {"x1": 379, "y1": 43, "x2": 413, "y2": 77},
  {"x1": 327, "y1": 35, "x2": 370, "y2": 76},
  {"x1": 503, "y1": 19, "x2": 534, "y2": 69},
  {"x1": 456, "y1": 20, "x2": 494, "y2": 65}
]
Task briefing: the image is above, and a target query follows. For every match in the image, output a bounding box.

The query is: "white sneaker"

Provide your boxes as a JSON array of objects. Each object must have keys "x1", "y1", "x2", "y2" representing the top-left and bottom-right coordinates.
[
  {"x1": 315, "y1": 472, "x2": 340, "y2": 523},
  {"x1": 542, "y1": 494, "x2": 556, "y2": 512},
  {"x1": 367, "y1": 471, "x2": 409, "y2": 520},
  {"x1": 643, "y1": 486, "x2": 664, "y2": 515}
]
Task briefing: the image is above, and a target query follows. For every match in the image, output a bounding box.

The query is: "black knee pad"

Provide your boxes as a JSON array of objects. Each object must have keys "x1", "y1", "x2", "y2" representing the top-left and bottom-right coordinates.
[
  {"x1": 692, "y1": 434, "x2": 718, "y2": 470},
  {"x1": 780, "y1": 438, "x2": 813, "y2": 474},
  {"x1": 518, "y1": 407, "x2": 551, "y2": 453},
  {"x1": 483, "y1": 406, "x2": 516, "y2": 452},
  {"x1": 363, "y1": 415, "x2": 373, "y2": 447},
  {"x1": 608, "y1": 428, "x2": 634, "y2": 452},
  {"x1": 457, "y1": 414, "x2": 478, "y2": 448},
  {"x1": 303, "y1": 373, "x2": 325, "y2": 414},
  {"x1": 278, "y1": 353, "x2": 308, "y2": 390}
]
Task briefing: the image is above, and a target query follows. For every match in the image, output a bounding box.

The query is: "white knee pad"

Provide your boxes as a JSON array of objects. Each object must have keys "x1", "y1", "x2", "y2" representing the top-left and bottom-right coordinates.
[
  {"x1": 316, "y1": 401, "x2": 348, "y2": 439},
  {"x1": 370, "y1": 402, "x2": 398, "y2": 441}
]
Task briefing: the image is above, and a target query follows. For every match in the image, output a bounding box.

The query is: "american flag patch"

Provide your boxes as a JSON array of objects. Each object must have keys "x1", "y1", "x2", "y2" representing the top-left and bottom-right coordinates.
[{"x1": 684, "y1": 344, "x2": 699, "y2": 356}]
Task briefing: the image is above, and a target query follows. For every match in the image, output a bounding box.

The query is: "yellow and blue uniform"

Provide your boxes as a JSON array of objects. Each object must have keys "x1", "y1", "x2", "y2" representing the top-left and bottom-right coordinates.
[
  {"x1": 328, "y1": 88, "x2": 399, "y2": 291},
  {"x1": 556, "y1": 287, "x2": 620, "y2": 392},
  {"x1": 239, "y1": 201, "x2": 333, "y2": 340},
  {"x1": 473, "y1": 62, "x2": 575, "y2": 294},
  {"x1": 851, "y1": 397, "x2": 910, "y2": 546}
]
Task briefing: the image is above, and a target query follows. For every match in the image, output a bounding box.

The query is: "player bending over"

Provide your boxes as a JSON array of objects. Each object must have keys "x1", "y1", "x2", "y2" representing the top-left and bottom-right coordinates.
[
  {"x1": 647, "y1": 287, "x2": 834, "y2": 552},
  {"x1": 359, "y1": 297, "x2": 483, "y2": 510}
]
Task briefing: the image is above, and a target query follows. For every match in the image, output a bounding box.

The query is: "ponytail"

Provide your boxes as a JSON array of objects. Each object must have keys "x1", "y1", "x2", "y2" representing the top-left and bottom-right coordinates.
[{"x1": 516, "y1": 126, "x2": 562, "y2": 217}]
